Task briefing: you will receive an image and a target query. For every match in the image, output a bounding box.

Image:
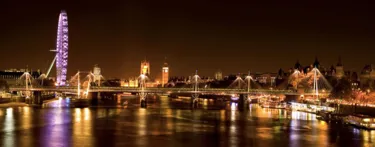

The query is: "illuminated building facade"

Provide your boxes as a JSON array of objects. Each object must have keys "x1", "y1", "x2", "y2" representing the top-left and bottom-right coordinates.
[
  {"x1": 121, "y1": 77, "x2": 139, "y2": 87},
  {"x1": 140, "y1": 60, "x2": 150, "y2": 76},
  {"x1": 0, "y1": 68, "x2": 41, "y2": 86},
  {"x1": 335, "y1": 57, "x2": 344, "y2": 79},
  {"x1": 93, "y1": 64, "x2": 101, "y2": 82},
  {"x1": 162, "y1": 62, "x2": 169, "y2": 87},
  {"x1": 214, "y1": 71, "x2": 223, "y2": 80},
  {"x1": 254, "y1": 73, "x2": 277, "y2": 84},
  {"x1": 360, "y1": 64, "x2": 375, "y2": 89}
]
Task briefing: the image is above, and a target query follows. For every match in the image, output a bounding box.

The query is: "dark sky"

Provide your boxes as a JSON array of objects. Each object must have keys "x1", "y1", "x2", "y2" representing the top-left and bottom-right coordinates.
[{"x1": 0, "y1": 1, "x2": 374, "y2": 79}]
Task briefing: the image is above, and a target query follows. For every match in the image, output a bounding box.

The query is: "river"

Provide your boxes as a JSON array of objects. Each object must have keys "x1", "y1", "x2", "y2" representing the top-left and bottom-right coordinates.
[{"x1": 0, "y1": 96, "x2": 373, "y2": 147}]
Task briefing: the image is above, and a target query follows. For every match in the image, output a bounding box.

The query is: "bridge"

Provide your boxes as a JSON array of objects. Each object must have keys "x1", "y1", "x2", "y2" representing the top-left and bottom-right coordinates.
[
  {"x1": 13, "y1": 66, "x2": 331, "y2": 108},
  {"x1": 9, "y1": 86, "x2": 294, "y2": 95}
]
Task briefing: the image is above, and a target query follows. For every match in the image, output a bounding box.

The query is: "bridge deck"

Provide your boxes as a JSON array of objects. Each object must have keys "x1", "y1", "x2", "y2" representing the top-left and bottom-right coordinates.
[{"x1": 9, "y1": 86, "x2": 297, "y2": 94}]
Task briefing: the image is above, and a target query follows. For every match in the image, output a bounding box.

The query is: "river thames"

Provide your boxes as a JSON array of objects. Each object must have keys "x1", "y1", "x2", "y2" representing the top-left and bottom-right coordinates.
[{"x1": 0, "y1": 96, "x2": 373, "y2": 147}]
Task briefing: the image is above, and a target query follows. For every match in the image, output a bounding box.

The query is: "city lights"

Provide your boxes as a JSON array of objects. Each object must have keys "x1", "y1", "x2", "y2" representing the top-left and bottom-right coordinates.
[{"x1": 0, "y1": 4, "x2": 374, "y2": 146}]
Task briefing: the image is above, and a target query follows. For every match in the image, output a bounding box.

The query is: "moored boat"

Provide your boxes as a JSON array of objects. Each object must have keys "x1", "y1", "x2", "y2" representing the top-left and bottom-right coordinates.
[
  {"x1": 343, "y1": 114, "x2": 375, "y2": 130},
  {"x1": 261, "y1": 101, "x2": 286, "y2": 109},
  {"x1": 316, "y1": 111, "x2": 345, "y2": 123}
]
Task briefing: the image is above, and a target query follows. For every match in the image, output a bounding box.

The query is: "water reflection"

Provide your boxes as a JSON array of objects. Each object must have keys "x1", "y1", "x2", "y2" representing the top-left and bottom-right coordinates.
[
  {"x1": 19, "y1": 107, "x2": 32, "y2": 147},
  {"x1": 73, "y1": 108, "x2": 93, "y2": 146},
  {"x1": 0, "y1": 97, "x2": 373, "y2": 146},
  {"x1": 43, "y1": 98, "x2": 71, "y2": 108},
  {"x1": 136, "y1": 108, "x2": 147, "y2": 146},
  {"x1": 43, "y1": 108, "x2": 71, "y2": 147},
  {"x1": 3, "y1": 108, "x2": 14, "y2": 147},
  {"x1": 230, "y1": 103, "x2": 238, "y2": 147}
]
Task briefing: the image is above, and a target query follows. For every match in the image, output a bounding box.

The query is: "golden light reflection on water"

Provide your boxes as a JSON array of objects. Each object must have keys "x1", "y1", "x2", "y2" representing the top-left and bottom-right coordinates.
[
  {"x1": 75, "y1": 108, "x2": 81, "y2": 122},
  {"x1": 166, "y1": 109, "x2": 173, "y2": 132},
  {"x1": 362, "y1": 130, "x2": 375, "y2": 147},
  {"x1": 231, "y1": 103, "x2": 236, "y2": 121},
  {"x1": 138, "y1": 108, "x2": 147, "y2": 136},
  {"x1": 289, "y1": 110, "x2": 330, "y2": 147},
  {"x1": 84, "y1": 108, "x2": 89, "y2": 121},
  {"x1": 203, "y1": 99, "x2": 208, "y2": 109},
  {"x1": 0, "y1": 109, "x2": 4, "y2": 116},
  {"x1": 291, "y1": 111, "x2": 316, "y2": 121},
  {"x1": 160, "y1": 96, "x2": 169, "y2": 108},
  {"x1": 17, "y1": 107, "x2": 32, "y2": 130},
  {"x1": 316, "y1": 121, "x2": 328, "y2": 146},
  {"x1": 136, "y1": 108, "x2": 148, "y2": 146},
  {"x1": 20, "y1": 107, "x2": 32, "y2": 147},
  {"x1": 256, "y1": 127, "x2": 274, "y2": 140},
  {"x1": 3, "y1": 108, "x2": 14, "y2": 147},
  {"x1": 229, "y1": 103, "x2": 238, "y2": 147},
  {"x1": 220, "y1": 110, "x2": 226, "y2": 132},
  {"x1": 73, "y1": 108, "x2": 93, "y2": 146},
  {"x1": 2, "y1": 101, "x2": 375, "y2": 146}
]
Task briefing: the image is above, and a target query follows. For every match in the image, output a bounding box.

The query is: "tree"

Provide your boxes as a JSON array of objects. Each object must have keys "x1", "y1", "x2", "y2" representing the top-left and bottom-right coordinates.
[
  {"x1": 330, "y1": 78, "x2": 351, "y2": 99},
  {"x1": 0, "y1": 80, "x2": 9, "y2": 92},
  {"x1": 102, "y1": 79, "x2": 121, "y2": 87},
  {"x1": 32, "y1": 79, "x2": 55, "y2": 87}
]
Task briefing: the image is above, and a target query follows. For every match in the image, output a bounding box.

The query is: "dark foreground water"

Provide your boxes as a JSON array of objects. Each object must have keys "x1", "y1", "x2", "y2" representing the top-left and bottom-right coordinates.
[{"x1": 0, "y1": 96, "x2": 374, "y2": 147}]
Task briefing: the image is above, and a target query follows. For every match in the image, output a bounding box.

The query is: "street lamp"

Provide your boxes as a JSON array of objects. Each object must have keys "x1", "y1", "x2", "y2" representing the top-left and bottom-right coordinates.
[
  {"x1": 245, "y1": 75, "x2": 252, "y2": 92},
  {"x1": 140, "y1": 74, "x2": 146, "y2": 80}
]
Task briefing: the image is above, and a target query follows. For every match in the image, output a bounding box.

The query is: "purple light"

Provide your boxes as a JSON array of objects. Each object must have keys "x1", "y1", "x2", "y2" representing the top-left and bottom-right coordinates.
[{"x1": 56, "y1": 10, "x2": 69, "y2": 86}]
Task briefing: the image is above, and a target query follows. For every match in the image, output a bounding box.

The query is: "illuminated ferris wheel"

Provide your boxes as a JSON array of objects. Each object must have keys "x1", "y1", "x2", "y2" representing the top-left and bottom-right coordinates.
[{"x1": 55, "y1": 10, "x2": 69, "y2": 86}]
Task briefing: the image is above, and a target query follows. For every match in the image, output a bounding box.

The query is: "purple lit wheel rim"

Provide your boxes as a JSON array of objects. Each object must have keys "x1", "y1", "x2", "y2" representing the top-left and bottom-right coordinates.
[{"x1": 56, "y1": 10, "x2": 69, "y2": 86}]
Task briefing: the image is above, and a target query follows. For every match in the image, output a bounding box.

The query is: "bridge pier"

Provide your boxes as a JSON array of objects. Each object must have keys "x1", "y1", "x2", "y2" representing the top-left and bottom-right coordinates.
[
  {"x1": 237, "y1": 94, "x2": 248, "y2": 111},
  {"x1": 25, "y1": 91, "x2": 44, "y2": 105},
  {"x1": 35, "y1": 91, "x2": 42, "y2": 105},
  {"x1": 140, "y1": 94, "x2": 147, "y2": 108},
  {"x1": 88, "y1": 92, "x2": 121, "y2": 106},
  {"x1": 88, "y1": 92, "x2": 99, "y2": 106},
  {"x1": 190, "y1": 96, "x2": 199, "y2": 108},
  {"x1": 140, "y1": 98, "x2": 147, "y2": 108}
]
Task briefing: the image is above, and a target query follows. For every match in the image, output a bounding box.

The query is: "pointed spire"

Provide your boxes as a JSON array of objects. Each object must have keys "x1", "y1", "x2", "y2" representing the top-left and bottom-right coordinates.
[
  {"x1": 278, "y1": 68, "x2": 284, "y2": 76},
  {"x1": 294, "y1": 59, "x2": 302, "y2": 70},
  {"x1": 163, "y1": 57, "x2": 168, "y2": 67},
  {"x1": 313, "y1": 56, "x2": 320, "y2": 68}
]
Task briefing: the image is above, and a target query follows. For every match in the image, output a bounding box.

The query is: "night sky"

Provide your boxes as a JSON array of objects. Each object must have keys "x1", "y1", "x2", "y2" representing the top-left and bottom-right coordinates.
[{"x1": 0, "y1": 1, "x2": 374, "y2": 79}]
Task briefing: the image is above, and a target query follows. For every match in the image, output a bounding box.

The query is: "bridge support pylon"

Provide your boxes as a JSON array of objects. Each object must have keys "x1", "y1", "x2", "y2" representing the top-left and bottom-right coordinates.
[
  {"x1": 26, "y1": 91, "x2": 43, "y2": 105},
  {"x1": 190, "y1": 96, "x2": 199, "y2": 108},
  {"x1": 139, "y1": 74, "x2": 147, "y2": 108},
  {"x1": 140, "y1": 95, "x2": 147, "y2": 108},
  {"x1": 190, "y1": 70, "x2": 200, "y2": 108},
  {"x1": 190, "y1": 92, "x2": 199, "y2": 108},
  {"x1": 237, "y1": 94, "x2": 248, "y2": 111},
  {"x1": 86, "y1": 92, "x2": 99, "y2": 106}
]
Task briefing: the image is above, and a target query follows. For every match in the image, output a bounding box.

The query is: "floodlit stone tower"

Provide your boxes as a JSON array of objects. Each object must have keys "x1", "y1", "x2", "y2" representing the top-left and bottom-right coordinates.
[{"x1": 162, "y1": 61, "x2": 169, "y2": 87}]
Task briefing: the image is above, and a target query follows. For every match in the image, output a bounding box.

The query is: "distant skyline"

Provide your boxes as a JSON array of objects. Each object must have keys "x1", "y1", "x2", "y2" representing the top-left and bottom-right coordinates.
[{"x1": 0, "y1": 1, "x2": 374, "y2": 78}]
